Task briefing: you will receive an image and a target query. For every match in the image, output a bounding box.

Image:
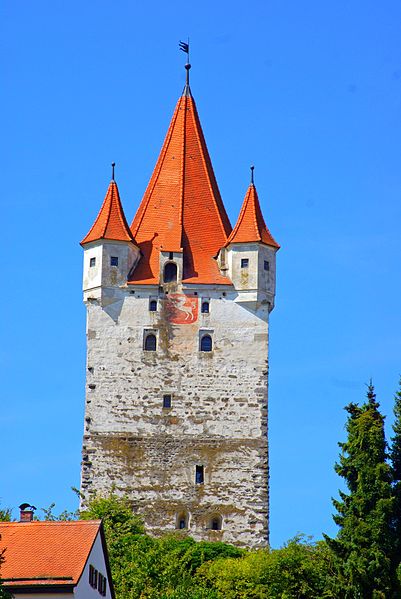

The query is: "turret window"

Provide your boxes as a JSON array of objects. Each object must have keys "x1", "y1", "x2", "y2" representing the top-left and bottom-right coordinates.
[
  {"x1": 110, "y1": 256, "x2": 119, "y2": 267},
  {"x1": 195, "y1": 465, "x2": 204, "y2": 484},
  {"x1": 200, "y1": 334, "x2": 213, "y2": 352},
  {"x1": 144, "y1": 332, "x2": 157, "y2": 351},
  {"x1": 201, "y1": 301, "x2": 210, "y2": 314},
  {"x1": 164, "y1": 262, "x2": 177, "y2": 283},
  {"x1": 149, "y1": 299, "x2": 158, "y2": 312},
  {"x1": 90, "y1": 257, "x2": 96, "y2": 267},
  {"x1": 241, "y1": 258, "x2": 249, "y2": 268},
  {"x1": 264, "y1": 260, "x2": 269, "y2": 271}
]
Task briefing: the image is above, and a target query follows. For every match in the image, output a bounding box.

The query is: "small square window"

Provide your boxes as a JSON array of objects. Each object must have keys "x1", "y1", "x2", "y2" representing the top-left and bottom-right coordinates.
[
  {"x1": 163, "y1": 394, "x2": 172, "y2": 408},
  {"x1": 110, "y1": 256, "x2": 119, "y2": 267},
  {"x1": 264, "y1": 260, "x2": 269, "y2": 271},
  {"x1": 241, "y1": 258, "x2": 249, "y2": 268},
  {"x1": 90, "y1": 257, "x2": 96, "y2": 268}
]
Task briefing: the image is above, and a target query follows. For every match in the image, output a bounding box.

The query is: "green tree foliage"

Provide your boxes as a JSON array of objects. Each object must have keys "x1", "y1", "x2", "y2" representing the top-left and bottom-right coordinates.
[
  {"x1": 324, "y1": 383, "x2": 399, "y2": 598},
  {"x1": 390, "y1": 377, "x2": 401, "y2": 580}
]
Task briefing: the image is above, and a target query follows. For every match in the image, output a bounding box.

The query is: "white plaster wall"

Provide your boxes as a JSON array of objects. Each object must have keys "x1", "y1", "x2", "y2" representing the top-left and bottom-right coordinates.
[
  {"x1": 74, "y1": 531, "x2": 113, "y2": 599},
  {"x1": 81, "y1": 284, "x2": 271, "y2": 548},
  {"x1": 12, "y1": 594, "x2": 73, "y2": 599}
]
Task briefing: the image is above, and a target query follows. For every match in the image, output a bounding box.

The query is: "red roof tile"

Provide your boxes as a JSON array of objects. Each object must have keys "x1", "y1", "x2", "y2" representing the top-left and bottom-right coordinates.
[
  {"x1": 226, "y1": 184, "x2": 280, "y2": 248},
  {"x1": 0, "y1": 520, "x2": 100, "y2": 588},
  {"x1": 129, "y1": 89, "x2": 232, "y2": 285},
  {"x1": 81, "y1": 180, "x2": 135, "y2": 245}
]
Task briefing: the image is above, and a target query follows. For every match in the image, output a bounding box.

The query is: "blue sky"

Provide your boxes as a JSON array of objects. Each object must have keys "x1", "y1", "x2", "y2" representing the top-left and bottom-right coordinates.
[{"x1": 1, "y1": 0, "x2": 400, "y2": 547}]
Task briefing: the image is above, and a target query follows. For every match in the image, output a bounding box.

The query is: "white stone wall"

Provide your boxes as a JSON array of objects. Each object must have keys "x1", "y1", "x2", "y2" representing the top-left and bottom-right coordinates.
[{"x1": 81, "y1": 284, "x2": 271, "y2": 548}]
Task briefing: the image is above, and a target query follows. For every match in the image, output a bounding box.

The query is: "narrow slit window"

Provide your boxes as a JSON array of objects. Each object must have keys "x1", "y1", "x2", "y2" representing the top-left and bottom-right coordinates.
[
  {"x1": 149, "y1": 299, "x2": 157, "y2": 312},
  {"x1": 241, "y1": 258, "x2": 249, "y2": 268},
  {"x1": 195, "y1": 465, "x2": 204, "y2": 484},
  {"x1": 164, "y1": 262, "x2": 177, "y2": 283},
  {"x1": 163, "y1": 394, "x2": 172, "y2": 408},
  {"x1": 201, "y1": 301, "x2": 210, "y2": 314},
  {"x1": 264, "y1": 260, "x2": 269, "y2": 271},
  {"x1": 90, "y1": 257, "x2": 96, "y2": 268},
  {"x1": 169, "y1": 252, "x2": 174, "y2": 260},
  {"x1": 200, "y1": 334, "x2": 212, "y2": 352},
  {"x1": 110, "y1": 256, "x2": 119, "y2": 267},
  {"x1": 144, "y1": 333, "x2": 156, "y2": 351}
]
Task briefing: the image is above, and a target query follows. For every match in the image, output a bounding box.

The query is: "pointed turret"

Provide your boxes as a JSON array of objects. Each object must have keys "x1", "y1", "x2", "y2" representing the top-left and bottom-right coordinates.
[
  {"x1": 81, "y1": 167, "x2": 140, "y2": 303},
  {"x1": 129, "y1": 76, "x2": 232, "y2": 286},
  {"x1": 223, "y1": 170, "x2": 279, "y2": 310}
]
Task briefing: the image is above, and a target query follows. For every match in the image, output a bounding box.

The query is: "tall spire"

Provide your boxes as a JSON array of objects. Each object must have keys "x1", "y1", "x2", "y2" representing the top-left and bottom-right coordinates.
[
  {"x1": 129, "y1": 77, "x2": 232, "y2": 285},
  {"x1": 81, "y1": 167, "x2": 135, "y2": 245},
  {"x1": 226, "y1": 177, "x2": 279, "y2": 248}
]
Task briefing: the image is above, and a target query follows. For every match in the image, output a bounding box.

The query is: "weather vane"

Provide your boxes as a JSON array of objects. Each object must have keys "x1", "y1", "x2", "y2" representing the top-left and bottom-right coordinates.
[
  {"x1": 111, "y1": 162, "x2": 115, "y2": 181},
  {"x1": 179, "y1": 39, "x2": 191, "y2": 85},
  {"x1": 250, "y1": 165, "x2": 255, "y2": 185}
]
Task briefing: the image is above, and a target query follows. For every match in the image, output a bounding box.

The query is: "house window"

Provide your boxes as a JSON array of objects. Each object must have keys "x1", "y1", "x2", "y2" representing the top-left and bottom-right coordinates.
[
  {"x1": 149, "y1": 299, "x2": 157, "y2": 312},
  {"x1": 144, "y1": 333, "x2": 157, "y2": 351},
  {"x1": 164, "y1": 262, "x2": 177, "y2": 283},
  {"x1": 90, "y1": 257, "x2": 96, "y2": 268},
  {"x1": 210, "y1": 515, "x2": 222, "y2": 531},
  {"x1": 241, "y1": 258, "x2": 249, "y2": 268},
  {"x1": 110, "y1": 256, "x2": 119, "y2": 267},
  {"x1": 200, "y1": 334, "x2": 212, "y2": 352},
  {"x1": 264, "y1": 260, "x2": 269, "y2": 271},
  {"x1": 201, "y1": 301, "x2": 210, "y2": 314},
  {"x1": 163, "y1": 394, "x2": 172, "y2": 408},
  {"x1": 195, "y1": 465, "x2": 204, "y2": 484}
]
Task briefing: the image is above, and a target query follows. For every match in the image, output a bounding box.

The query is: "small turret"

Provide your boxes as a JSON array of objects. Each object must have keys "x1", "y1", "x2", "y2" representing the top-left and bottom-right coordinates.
[
  {"x1": 222, "y1": 169, "x2": 279, "y2": 310},
  {"x1": 81, "y1": 165, "x2": 140, "y2": 303}
]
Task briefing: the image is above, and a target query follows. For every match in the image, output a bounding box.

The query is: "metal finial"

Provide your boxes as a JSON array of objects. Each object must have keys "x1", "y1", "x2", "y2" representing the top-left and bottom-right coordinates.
[
  {"x1": 250, "y1": 165, "x2": 255, "y2": 185},
  {"x1": 179, "y1": 39, "x2": 191, "y2": 87},
  {"x1": 111, "y1": 162, "x2": 115, "y2": 181}
]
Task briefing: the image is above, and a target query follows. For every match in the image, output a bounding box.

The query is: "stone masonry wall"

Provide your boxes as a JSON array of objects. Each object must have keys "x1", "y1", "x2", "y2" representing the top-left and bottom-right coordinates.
[{"x1": 81, "y1": 288, "x2": 270, "y2": 548}]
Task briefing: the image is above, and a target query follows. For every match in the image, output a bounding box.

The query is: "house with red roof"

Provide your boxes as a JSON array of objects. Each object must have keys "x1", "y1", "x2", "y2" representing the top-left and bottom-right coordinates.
[{"x1": 0, "y1": 511, "x2": 114, "y2": 598}]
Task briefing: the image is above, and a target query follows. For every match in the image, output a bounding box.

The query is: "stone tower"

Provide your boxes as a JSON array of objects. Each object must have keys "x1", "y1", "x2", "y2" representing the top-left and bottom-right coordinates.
[{"x1": 80, "y1": 66, "x2": 279, "y2": 548}]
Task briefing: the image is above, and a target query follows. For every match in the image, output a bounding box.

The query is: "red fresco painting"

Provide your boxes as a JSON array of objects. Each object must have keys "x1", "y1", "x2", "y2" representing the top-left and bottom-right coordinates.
[{"x1": 165, "y1": 294, "x2": 199, "y2": 324}]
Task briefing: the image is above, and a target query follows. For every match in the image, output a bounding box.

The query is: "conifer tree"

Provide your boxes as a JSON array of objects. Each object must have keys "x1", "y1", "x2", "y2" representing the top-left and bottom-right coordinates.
[
  {"x1": 324, "y1": 383, "x2": 397, "y2": 598},
  {"x1": 389, "y1": 378, "x2": 401, "y2": 578}
]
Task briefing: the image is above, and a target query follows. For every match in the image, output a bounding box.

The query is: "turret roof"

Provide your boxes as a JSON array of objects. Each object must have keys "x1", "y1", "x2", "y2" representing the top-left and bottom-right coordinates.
[
  {"x1": 225, "y1": 183, "x2": 279, "y2": 248},
  {"x1": 129, "y1": 86, "x2": 232, "y2": 285},
  {"x1": 81, "y1": 180, "x2": 135, "y2": 245}
]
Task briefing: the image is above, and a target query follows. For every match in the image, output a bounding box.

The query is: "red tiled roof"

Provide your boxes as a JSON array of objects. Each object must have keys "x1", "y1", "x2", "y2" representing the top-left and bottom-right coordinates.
[
  {"x1": 226, "y1": 184, "x2": 280, "y2": 248},
  {"x1": 0, "y1": 520, "x2": 100, "y2": 588},
  {"x1": 81, "y1": 180, "x2": 135, "y2": 245},
  {"x1": 129, "y1": 89, "x2": 233, "y2": 285}
]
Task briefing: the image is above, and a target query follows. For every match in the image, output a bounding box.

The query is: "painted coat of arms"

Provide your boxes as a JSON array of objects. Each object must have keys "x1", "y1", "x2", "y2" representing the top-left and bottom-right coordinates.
[{"x1": 165, "y1": 294, "x2": 198, "y2": 324}]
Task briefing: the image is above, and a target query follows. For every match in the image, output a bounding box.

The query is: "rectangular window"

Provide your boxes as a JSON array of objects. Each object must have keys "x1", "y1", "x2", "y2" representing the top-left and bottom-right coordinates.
[
  {"x1": 98, "y1": 573, "x2": 107, "y2": 596},
  {"x1": 90, "y1": 257, "x2": 96, "y2": 268},
  {"x1": 241, "y1": 258, "x2": 249, "y2": 268},
  {"x1": 195, "y1": 465, "x2": 204, "y2": 484},
  {"x1": 110, "y1": 256, "x2": 119, "y2": 267},
  {"x1": 264, "y1": 260, "x2": 269, "y2": 271},
  {"x1": 149, "y1": 299, "x2": 158, "y2": 312},
  {"x1": 163, "y1": 394, "x2": 172, "y2": 408}
]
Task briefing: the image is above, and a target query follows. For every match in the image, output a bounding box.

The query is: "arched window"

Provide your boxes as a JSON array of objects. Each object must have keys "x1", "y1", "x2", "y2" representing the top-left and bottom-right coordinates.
[
  {"x1": 210, "y1": 515, "x2": 222, "y2": 531},
  {"x1": 149, "y1": 299, "x2": 157, "y2": 312},
  {"x1": 200, "y1": 334, "x2": 212, "y2": 352},
  {"x1": 201, "y1": 301, "x2": 210, "y2": 314},
  {"x1": 164, "y1": 262, "x2": 177, "y2": 283},
  {"x1": 176, "y1": 512, "x2": 188, "y2": 530},
  {"x1": 144, "y1": 333, "x2": 156, "y2": 351}
]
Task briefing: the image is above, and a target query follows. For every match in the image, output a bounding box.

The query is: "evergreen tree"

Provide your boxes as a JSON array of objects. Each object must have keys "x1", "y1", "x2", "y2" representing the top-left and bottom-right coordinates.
[
  {"x1": 324, "y1": 383, "x2": 398, "y2": 598},
  {"x1": 389, "y1": 378, "x2": 401, "y2": 579}
]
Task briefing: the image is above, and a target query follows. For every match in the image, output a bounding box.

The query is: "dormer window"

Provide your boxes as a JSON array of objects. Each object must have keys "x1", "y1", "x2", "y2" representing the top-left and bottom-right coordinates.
[
  {"x1": 241, "y1": 258, "x2": 249, "y2": 268},
  {"x1": 90, "y1": 257, "x2": 96, "y2": 268},
  {"x1": 201, "y1": 301, "x2": 210, "y2": 314},
  {"x1": 110, "y1": 256, "x2": 119, "y2": 267},
  {"x1": 164, "y1": 262, "x2": 177, "y2": 283}
]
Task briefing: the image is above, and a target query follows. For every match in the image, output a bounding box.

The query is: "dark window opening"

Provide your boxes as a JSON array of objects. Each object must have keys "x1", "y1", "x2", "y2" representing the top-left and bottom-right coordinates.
[
  {"x1": 264, "y1": 260, "x2": 269, "y2": 271},
  {"x1": 201, "y1": 301, "x2": 210, "y2": 314},
  {"x1": 90, "y1": 257, "x2": 96, "y2": 268},
  {"x1": 200, "y1": 334, "x2": 212, "y2": 352},
  {"x1": 164, "y1": 262, "x2": 177, "y2": 283},
  {"x1": 176, "y1": 512, "x2": 188, "y2": 529},
  {"x1": 149, "y1": 299, "x2": 157, "y2": 312},
  {"x1": 144, "y1": 333, "x2": 156, "y2": 351},
  {"x1": 210, "y1": 516, "x2": 222, "y2": 531},
  {"x1": 241, "y1": 258, "x2": 249, "y2": 268},
  {"x1": 98, "y1": 573, "x2": 107, "y2": 596},
  {"x1": 163, "y1": 394, "x2": 172, "y2": 408},
  {"x1": 110, "y1": 256, "x2": 119, "y2": 267},
  {"x1": 195, "y1": 465, "x2": 204, "y2": 484},
  {"x1": 169, "y1": 252, "x2": 174, "y2": 260}
]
